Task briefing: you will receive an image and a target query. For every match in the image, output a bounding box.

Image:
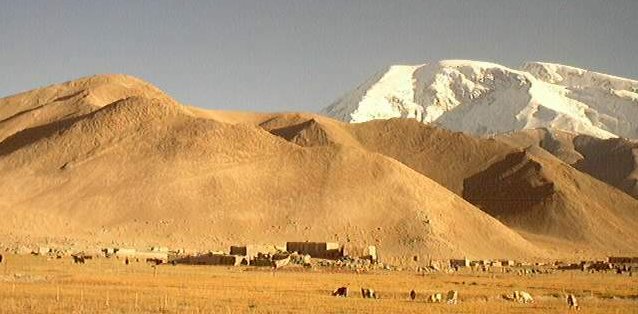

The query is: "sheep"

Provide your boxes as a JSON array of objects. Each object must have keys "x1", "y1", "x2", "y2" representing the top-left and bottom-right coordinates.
[
  {"x1": 567, "y1": 294, "x2": 579, "y2": 310},
  {"x1": 361, "y1": 288, "x2": 379, "y2": 299},
  {"x1": 446, "y1": 290, "x2": 458, "y2": 304},
  {"x1": 332, "y1": 286, "x2": 348, "y2": 297},
  {"x1": 429, "y1": 292, "x2": 443, "y2": 303}
]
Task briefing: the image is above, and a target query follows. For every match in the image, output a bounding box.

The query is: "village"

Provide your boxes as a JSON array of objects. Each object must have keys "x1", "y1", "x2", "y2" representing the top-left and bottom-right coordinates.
[
  {"x1": 9, "y1": 241, "x2": 637, "y2": 275},
  {"x1": 14, "y1": 241, "x2": 636, "y2": 275},
  {"x1": 1, "y1": 241, "x2": 637, "y2": 312}
]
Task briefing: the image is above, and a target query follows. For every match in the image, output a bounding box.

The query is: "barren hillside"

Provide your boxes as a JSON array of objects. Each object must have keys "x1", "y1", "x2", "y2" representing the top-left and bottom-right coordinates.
[
  {"x1": 497, "y1": 128, "x2": 638, "y2": 199},
  {"x1": 0, "y1": 75, "x2": 549, "y2": 262},
  {"x1": 255, "y1": 116, "x2": 638, "y2": 255},
  {"x1": 0, "y1": 74, "x2": 172, "y2": 143}
]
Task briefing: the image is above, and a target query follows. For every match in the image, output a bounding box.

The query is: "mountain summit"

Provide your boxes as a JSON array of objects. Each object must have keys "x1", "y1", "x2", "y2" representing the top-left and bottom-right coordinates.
[{"x1": 322, "y1": 60, "x2": 638, "y2": 139}]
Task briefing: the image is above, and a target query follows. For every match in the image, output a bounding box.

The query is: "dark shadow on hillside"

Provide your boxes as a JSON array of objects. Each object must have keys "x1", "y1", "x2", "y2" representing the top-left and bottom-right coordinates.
[
  {"x1": 462, "y1": 150, "x2": 555, "y2": 219},
  {"x1": 0, "y1": 115, "x2": 86, "y2": 157}
]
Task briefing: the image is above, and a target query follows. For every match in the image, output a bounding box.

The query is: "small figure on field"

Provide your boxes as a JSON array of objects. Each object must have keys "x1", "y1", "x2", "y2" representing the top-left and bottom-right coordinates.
[
  {"x1": 332, "y1": 286, "x2": 348, "y2": 297},
  {"x1": 567, "y1": 294, "x2": 579, "y2": 310},
  {"x1": 446, "y1": 290, "x2": 458, "y2": 304},
  {"x1": 361, "y1": 288, "x2": 379, "y2": 299}
]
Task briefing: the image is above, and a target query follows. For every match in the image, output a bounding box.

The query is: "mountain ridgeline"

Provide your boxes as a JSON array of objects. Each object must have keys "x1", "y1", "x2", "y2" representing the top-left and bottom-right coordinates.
[
  {"x1": 1, "y1": 68, "x2": 637, "y2": 262},
  {"x1": 323, "y1": 60, "x2": 638, "y2": 139}
]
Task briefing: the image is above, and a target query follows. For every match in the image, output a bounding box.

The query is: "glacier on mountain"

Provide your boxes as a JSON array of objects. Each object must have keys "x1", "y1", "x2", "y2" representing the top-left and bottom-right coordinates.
[{"x1": 322, "y1": 60, "x2": 638, "y2": 139}]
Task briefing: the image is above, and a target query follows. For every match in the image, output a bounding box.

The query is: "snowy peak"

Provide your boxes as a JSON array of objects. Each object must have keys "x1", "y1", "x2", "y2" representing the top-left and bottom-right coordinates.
[
  {"x1": 523, "y1": 62, "x2": 638, "y2": 90},
  {"x1": 413, "y1": 60, "x2": 534, "y2": 123},
  {"x1": 324, "y1": 65, "x2": 422, "y2": 123},
  {"x1": 322, "y1": 60, "x2": 638, "y2": 139}
]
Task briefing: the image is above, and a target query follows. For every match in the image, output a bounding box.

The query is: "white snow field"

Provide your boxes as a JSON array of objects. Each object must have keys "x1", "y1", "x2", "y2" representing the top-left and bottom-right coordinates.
[{"x1": 322, "y1": 60, "x2": 638, "y2": 139}]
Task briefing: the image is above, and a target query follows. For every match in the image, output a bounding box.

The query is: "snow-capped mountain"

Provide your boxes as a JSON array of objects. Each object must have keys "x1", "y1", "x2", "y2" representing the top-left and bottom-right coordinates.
[{"x1": 322, "y1": 60, "x2": 638, "y2": 139}]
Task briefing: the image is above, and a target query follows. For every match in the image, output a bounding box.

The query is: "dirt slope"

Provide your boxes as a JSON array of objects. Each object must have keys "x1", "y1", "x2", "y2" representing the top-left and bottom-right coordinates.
[
  {"x1": 497, "y1": 128, "x2": 638, "y2": 199},
  {"x1": 0, "y1": 78, "x2": 546, "y2": 262},
  {"x1": 463, "y1": 146, "x2": 638, "y2": 252},
  {"x1": 254, "y1": 116, "x2": 638, "y2": 255},
  {"x1": 0, "y1": 74, "x2": 173, "y2": 143}
]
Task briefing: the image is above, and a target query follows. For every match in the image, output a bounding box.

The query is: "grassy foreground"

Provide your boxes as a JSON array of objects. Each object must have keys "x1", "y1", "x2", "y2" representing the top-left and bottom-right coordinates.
[{"x1": 0, "y1": 254, "x2": 636, "y2": 313}]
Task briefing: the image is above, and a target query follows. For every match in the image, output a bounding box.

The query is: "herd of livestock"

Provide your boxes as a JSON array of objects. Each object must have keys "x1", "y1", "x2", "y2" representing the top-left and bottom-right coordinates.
[{"x1": 331, "y1": 286, "x2": 580, "y2": 309}]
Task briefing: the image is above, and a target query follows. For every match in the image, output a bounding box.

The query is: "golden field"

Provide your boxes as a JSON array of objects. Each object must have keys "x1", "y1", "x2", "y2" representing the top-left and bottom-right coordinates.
[{"x1": 0, "y1": 254, "x2": 636, "y2": 313}]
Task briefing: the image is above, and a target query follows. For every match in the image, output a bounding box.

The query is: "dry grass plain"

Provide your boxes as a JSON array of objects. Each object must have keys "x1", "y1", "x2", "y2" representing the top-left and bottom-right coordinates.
[{"x1": 0, "y1": 254, "x2": 636, "y2": 313}]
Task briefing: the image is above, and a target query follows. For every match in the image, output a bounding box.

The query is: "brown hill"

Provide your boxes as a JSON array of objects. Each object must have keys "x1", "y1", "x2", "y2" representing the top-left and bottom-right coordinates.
[
  {"x1": 0, "y1": 77, "x2": 546, "y2": 262},
  {"x1": 463, "y1": 146, "x2": 638, "y2": 251},
  {"x1": 497, "y1": 128, "x2": 638, "y2": 199},
  {"x1": 254, "y1": 116, "x2": 638, "y2": 255},
  {"x1": 0, "y1": 74, "x2": 174, "y2": 143}
]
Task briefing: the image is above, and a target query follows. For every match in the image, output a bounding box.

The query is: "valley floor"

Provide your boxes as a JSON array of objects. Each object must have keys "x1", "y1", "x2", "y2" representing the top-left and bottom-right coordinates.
[{"x1": 0, "y1": 255, "x2": 636, "y2": 313}]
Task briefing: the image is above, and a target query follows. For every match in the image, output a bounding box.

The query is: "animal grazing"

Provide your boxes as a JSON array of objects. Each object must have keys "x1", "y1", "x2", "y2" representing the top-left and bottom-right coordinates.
[
  {"x1": 513, "y1": 291, "x2": 534, "y2": 303},
  {"x1": 566, "y1": 294, "x2": 579, "y2": 310},
  {"x1": 446, "y1": 290, "x2": 458, "y2": 304},
  {"x1": 409, "y1": 289, "x2": 416, "y2": 300},
  {"x1": 332, "y1": 286, "x2": 348, "y2": 297},
  {"x1": 146, "y1": 258, "x2": 164, "y2": 265},
  {"x1": 72, "y1": 255, "x2": 85, "y2": 264},
  {"x1": 429, "y1": 293, "x2": 443, "y2": 303},
  {"x1": 361, "y1": 288, "x2": 379, "y2": 299},
  {"x1": 71, "y1": 253, "x2": 93, "y2": 264}
]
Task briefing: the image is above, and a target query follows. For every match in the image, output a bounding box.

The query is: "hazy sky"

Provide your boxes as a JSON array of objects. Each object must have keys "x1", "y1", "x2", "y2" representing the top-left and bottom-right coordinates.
[{"x1": 1, "y1": 1, "x2": 636, "y2": 112}]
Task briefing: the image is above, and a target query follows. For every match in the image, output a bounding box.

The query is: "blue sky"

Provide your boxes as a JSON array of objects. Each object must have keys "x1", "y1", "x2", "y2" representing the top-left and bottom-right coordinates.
[{"x1": 1, "y1": 0, "x2": 636, "y2": 112}]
